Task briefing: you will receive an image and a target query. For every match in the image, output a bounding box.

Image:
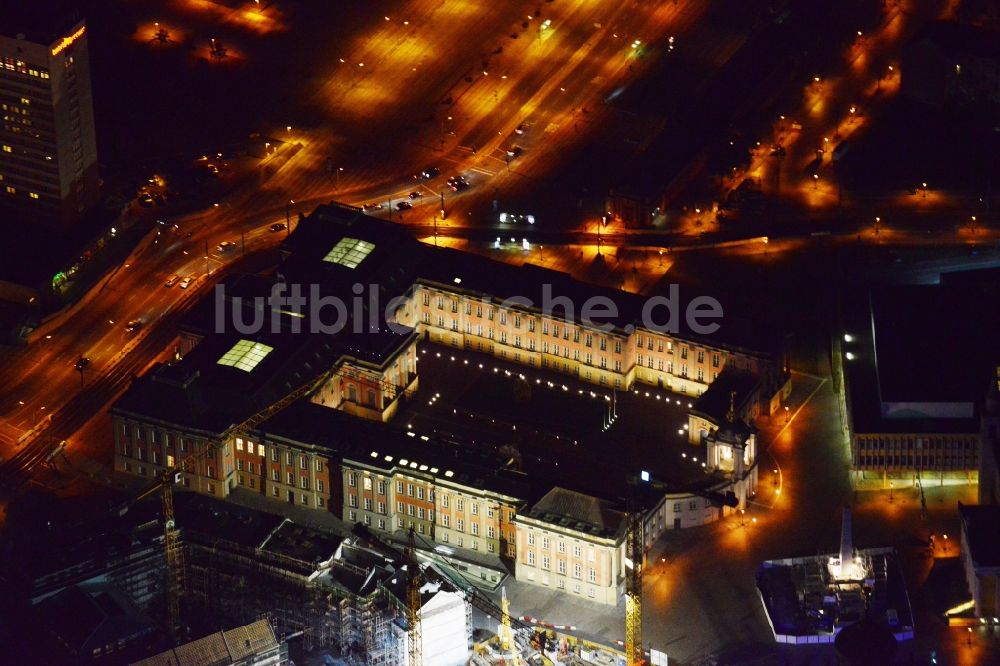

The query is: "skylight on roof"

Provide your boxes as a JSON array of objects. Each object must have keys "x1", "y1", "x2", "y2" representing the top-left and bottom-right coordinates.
[
  {"x1": 217, "y1": 340, "x2": 274, "y2": 372},
  {"x1": 322, "y1": 237, "x2": 375, "y2": 269}
]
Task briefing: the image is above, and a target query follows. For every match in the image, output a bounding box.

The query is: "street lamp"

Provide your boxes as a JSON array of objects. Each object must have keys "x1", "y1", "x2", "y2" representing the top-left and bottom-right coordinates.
[
  {"x1": 813, "y1": 174, "x2": 819, "y2": 190},
  {"x1": 889, "y1": 480, "x2": 894, "y2": 503},
  {"x1": 874, "y1": 216, "x2": 880, "y2": 236}
]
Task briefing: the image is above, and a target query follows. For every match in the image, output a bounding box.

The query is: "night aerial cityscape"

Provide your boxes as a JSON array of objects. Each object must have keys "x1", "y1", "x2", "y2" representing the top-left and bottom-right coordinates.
[{"x1": 1, "y1": 1, "x2": 999, "y2": 665}]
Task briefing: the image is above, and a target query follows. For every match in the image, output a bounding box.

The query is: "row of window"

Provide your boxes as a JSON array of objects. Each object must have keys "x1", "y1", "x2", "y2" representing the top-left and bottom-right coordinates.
[
  {"x1": 235, "y1": 437, "x2": 325, "y2": 471},
  {"x1": 345, "y1": 513, "x2": 503, "y2": 554},
  {"x1": 422, "y1": 292, "x2": 629, "y2": 351},
  {"x1": 856, "y1": 438, "x2": 975, "y2": 451},
  {"x1": 525, "y1": 533, "x2": 597, "y2": 561},
  {"x1": 423, "y1": 307, "x2": 735, "y2": 376},
  {"x1": 855, "y1": 454, "x2": 976, "y2": 469},
  {"x1": 1, "y1": 58, "x2": 50, "y2": 78},
  {"x1": 523, "y1": 552, "x2": 598, "y2": 581}
]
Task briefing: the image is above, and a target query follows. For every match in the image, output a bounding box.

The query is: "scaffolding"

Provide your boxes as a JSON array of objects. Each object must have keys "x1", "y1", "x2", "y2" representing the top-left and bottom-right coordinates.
[{"x1": 180, "y1": 528, "x2": 419, "y2": 663}]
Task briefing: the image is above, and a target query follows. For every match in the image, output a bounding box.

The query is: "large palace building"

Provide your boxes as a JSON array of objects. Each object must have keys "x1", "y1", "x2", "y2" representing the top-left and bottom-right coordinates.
[{"x1": 111, "y1": 203, "x2": 788, "y2": 604}]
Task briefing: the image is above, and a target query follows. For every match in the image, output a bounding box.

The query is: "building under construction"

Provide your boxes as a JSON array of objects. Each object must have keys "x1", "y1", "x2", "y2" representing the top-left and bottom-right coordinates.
[{"x1": 22, "y1": 493, "x2": 473, "y2": 665}]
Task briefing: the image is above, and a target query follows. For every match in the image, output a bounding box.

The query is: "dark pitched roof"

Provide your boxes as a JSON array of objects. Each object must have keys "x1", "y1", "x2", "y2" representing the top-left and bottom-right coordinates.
[
  {"x1": 691, "y1": 367, "x2": 759, "y2": 426},
  {"x1": 131, "y1": 619, "x2": 279, "y2": 666},
  {"x1": 522, "y1": 486, "x2": 625, "y2": 540},
  {"x1": 36, "y1": 582, "x2": 156, "y2": 657},
  {"x1": 259, "y1": 400, "x2": 529, "y2": 500},
  {"x1": 113, "y1": 322, "x2": 414, "y2": 436}
]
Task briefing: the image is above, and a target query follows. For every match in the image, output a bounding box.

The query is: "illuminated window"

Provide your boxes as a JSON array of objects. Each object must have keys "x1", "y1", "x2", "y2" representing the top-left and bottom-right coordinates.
[
  {"x1": 217, "y1": 339, "x2": 274, "y2": 372},
  {"x1": 2, "y1": 145, "x2": 11, "y2": 152},
  {"x1": 29, "y1": 192, "x2": 39, "y2": 200},
  {"x1": 4, "y1": 186, "x2": 14, "y2": 194},
  {"x1": 322, "y1": 237, "x2": 375, "y2": 268}
]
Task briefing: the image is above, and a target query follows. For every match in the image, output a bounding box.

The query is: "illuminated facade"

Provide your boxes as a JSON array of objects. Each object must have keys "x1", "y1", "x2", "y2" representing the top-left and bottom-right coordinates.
[
  {"x1": 340, "y1": 445, "x2": 524, "y2": 561},
  {"x1": 514, "y1": 487, "x2": 625, "y2": 606},
  {"x1": 397, "y1": 281, "x2": 778, "y2": 406},
  {"x1": 0, "y1": 17, "x2": 99, "y2": 222}
]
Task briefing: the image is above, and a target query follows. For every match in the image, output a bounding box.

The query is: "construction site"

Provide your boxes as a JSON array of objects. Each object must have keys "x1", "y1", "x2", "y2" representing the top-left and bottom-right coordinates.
[{"x1": 8, "y1": 489, "x2": 569, "y2": 666}]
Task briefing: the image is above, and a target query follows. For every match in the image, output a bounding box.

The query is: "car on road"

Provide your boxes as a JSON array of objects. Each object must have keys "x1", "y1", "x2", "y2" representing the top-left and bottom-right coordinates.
[
  {"x1": 447, "y1": 175, "x2": 469, "y2": 192},
  {"x1": 414, "y1": 167, "x2": 440, "y2": 180},
  {"x1": 395, "y1": 201, "x2": 413, "y2": 211},
  {"x1": 138, "y1": 193, "x2": 154, "y2": 207},
  {"x1": 164, "y1": 274, "x2": 180, "y2": 287},
  {"x1": 506, "y1": 145, "x2": 523, "y2": 159},
  {"x1": 408, "y1": 191, "x2": 423, "y2": 200},
  {"x1": 179, "y1": 276, "x2": 194, "y2": 289},
  {"x1": 216, "y1": 241, "x2": 236, "y2": 253},
  {"x1": 125, "y1": 319, "x2": 143, "y2": 333},
  {"x1": 514, "y1": 123, "x2": 525, "y2": 135},
  {"x1": 268, "y1": 222, "x2": 287, "y2": 232},
  {"x1": 362, "y1": 203, "x2": 383, "y2": 212}
]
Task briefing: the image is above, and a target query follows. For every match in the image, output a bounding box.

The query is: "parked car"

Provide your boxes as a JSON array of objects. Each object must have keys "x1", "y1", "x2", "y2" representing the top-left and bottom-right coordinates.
[
  {"x1": 396, "y1": 201, "x2": 413, "y2": 211},
  {"x1": 408, "y1": 191, "x2": 423, "y2": 200},
  {"x1": 216, "y1": 241, "x2": 236, "y2": 253},
  {"x1": 179, "y1": 276, "x2": 194, "y2": 289},
  {"x1": 268, "y1": 222, "x2": 287, "y2": 233},
  {"x1": 164, "y1": 275, "x2": 180, "y2": 287},
  {"x1": 125, "y1": 319, "x2": 143, "y2": 333},
  {"x1": 138, "y1": 193, "x2": 154, "y2": 207}
]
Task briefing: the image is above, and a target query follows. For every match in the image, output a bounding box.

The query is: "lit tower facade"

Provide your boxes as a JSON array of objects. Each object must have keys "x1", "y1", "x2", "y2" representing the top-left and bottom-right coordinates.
[{"x1": 1, "y1": 12, "x2": 99, "y2": 223}]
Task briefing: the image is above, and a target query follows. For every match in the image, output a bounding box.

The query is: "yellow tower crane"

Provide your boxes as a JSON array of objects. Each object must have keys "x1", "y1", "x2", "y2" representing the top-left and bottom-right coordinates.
[
  {"x1": 124, "y1": 442, "x2": 218, "y2": 640},
  {"x1": 625, "y1": 472, "x2": 739, "y2": 666},
  {"x1": 405, "y1": 546, "x2": 424, "y2": 666},
  {"x1": 624, "y1": 482, "x2": 646, "y2": 666}
]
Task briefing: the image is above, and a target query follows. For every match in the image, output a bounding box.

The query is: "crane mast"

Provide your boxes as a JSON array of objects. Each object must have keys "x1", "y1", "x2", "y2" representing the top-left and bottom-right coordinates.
[
  {"x1": 624, "y1": 494, "x2": 644, "y2": 666},
  {"x1": 405, "y1": 547, "x2": 423, "y2": 666}
]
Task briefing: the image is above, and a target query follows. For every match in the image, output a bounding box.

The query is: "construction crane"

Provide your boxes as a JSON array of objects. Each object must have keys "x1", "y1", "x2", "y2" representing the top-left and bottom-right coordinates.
[
  {"x1": 624, "y1": 479, "x2": 645, "y2": 666},
  {"x1": 625, "y1": 472, "x2": 740, "y2": 666},
  {"x1": 404, "y1": 545, "x2": 423, "y2": 666},
  {"x1": 120, "y1": 441, "x2": 219, "y2": 640},
  {"x1": 106, "y1": 356, "x2": 414, "y2": 641},
  {"x1": 498, "y1": 587, "x2": 526, "y2": 665}
]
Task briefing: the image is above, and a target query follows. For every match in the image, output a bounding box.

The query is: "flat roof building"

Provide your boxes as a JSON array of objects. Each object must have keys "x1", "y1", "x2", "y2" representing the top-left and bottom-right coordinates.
[{"x1": 841, "y1": 280, "x2": 1000, "y2": 483}]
